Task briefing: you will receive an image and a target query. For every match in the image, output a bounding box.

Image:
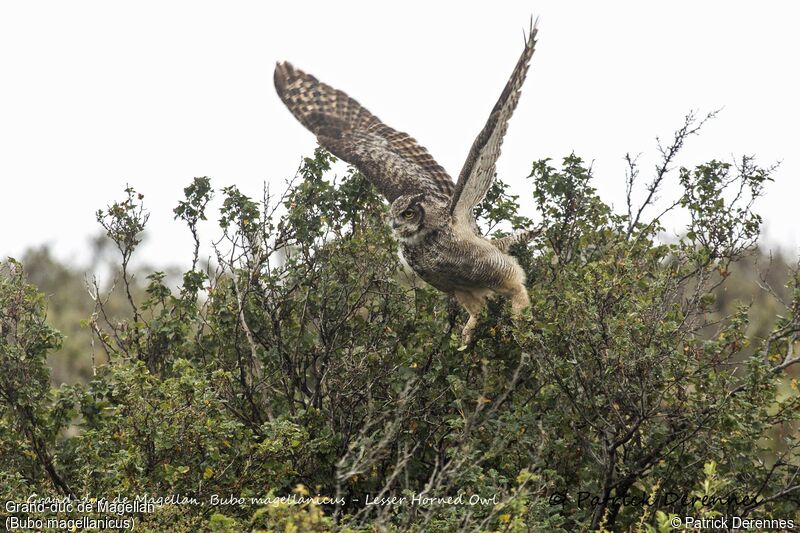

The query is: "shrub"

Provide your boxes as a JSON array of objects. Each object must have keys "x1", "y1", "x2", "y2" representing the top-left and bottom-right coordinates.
[{"x1": 2, "y1": 116, "x2": 799, "y2": 531}]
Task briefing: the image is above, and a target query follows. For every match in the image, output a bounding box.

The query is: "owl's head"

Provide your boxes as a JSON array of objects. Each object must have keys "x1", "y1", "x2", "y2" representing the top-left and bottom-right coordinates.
[{"x1": 389, "y1": 193, "x2": 445, "y2": 241}]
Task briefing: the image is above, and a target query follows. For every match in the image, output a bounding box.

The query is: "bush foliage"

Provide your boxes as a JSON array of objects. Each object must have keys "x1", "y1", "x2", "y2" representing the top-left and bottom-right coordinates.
[{"x1": 2, "y1": 118, "x2": 799, "y2": 531}]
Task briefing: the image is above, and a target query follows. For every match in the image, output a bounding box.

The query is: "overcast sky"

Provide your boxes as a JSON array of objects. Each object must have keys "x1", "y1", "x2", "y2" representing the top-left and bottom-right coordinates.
[{"x1": 1, "y1": 1, "x2": 797, "y2": 272}]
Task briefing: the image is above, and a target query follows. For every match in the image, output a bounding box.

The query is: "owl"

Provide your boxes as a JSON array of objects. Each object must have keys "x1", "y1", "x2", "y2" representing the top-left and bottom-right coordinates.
[{"x1": 274, "y1": 20, "x2": 539, "y2": 347}]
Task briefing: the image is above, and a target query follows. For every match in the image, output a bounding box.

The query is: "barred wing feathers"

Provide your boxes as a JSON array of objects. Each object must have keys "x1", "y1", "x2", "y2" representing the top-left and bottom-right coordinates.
[
  {"x1": 449, "y1": 19, "x2": 539, "y2": 222},
  {"x1": 274, "y1": 62, "x2": 455, "y2": 203}
]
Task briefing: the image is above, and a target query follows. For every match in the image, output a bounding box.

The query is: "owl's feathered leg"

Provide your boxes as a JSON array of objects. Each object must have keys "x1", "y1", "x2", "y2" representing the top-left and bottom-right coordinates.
[
  {"x1": 497, "y1": 280, "x2": 530, "y2": 316},
  {"x1": 510, "y1": 285, "x2": 531, "y2": 314},
  {"x1": 454, "y1": 290, "x2": 489, "y2": 350}
]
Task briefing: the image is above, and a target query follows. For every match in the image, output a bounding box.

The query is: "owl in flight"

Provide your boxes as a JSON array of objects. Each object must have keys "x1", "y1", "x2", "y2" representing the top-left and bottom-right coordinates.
[{"x1": 275, "y1": 20, "x2": 539, "y2": 347}]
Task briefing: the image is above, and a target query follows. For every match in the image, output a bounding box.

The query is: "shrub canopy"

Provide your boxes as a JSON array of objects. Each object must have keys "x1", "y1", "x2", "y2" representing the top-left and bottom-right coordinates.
[{"x1": 2, "y1": 130, "x2": 799, "y2": 531}]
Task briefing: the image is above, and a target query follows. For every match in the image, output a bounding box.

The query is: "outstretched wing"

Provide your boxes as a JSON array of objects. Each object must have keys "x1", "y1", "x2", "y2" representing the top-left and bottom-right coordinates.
[
  {"x1": 449, "y1": 18, "x2": 539, "y2": 223},
  {"x1": 274, "y1": 62, "x2": 455, "y2": 203}
]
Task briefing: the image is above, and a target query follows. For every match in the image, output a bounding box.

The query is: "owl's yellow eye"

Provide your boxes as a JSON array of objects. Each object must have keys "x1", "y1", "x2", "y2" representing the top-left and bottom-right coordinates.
[{"x1": 403, "y1": 210, "x2": 415, "y2": 219}]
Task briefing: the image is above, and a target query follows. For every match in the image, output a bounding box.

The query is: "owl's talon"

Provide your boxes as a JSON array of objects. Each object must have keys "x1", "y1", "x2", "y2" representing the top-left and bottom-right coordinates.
[{"x1": 457, "y1": 333, "x2": 474, "y2": 351}]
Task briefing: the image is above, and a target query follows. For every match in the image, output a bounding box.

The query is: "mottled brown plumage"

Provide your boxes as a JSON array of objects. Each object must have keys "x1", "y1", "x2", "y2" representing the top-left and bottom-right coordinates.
[
  {"x1": 275, "y1": 19, "x2": 540, "y2": 347},
  {"x1": 451, "y1": 18, "x2": 539, "y2": 225},
  {"x1": 273, "y1": 62, "x2": 455, "y2": 203}
]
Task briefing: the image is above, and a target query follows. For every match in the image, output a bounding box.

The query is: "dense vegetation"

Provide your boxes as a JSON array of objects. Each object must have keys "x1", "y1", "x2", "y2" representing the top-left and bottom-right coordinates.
[{"x1": 2, "y1": 116, "x2": 799, "y2": 531}]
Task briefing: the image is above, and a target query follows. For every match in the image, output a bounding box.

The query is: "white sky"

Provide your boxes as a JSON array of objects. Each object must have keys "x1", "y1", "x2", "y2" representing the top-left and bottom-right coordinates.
[{"x1": 1, "y1": 1, "x2": 798, "y2": 273}]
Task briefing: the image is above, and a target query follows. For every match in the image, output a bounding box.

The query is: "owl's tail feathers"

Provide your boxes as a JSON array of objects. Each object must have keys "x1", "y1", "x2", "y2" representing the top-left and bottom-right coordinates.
[{"x1": 491, "y1": 227, "x2": 541, "y2": 253}]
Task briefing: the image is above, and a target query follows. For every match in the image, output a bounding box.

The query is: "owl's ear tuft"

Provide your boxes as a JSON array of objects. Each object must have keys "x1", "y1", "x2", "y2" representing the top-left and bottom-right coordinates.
[{"x1": 409, "y1": 193, "x2": 426, "y2": 206}]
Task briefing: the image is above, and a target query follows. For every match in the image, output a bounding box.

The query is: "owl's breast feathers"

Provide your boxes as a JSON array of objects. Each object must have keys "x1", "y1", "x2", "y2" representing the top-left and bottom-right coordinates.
[{"x1": 401, "y1": 228, "x2": 524, "y2": 294}]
